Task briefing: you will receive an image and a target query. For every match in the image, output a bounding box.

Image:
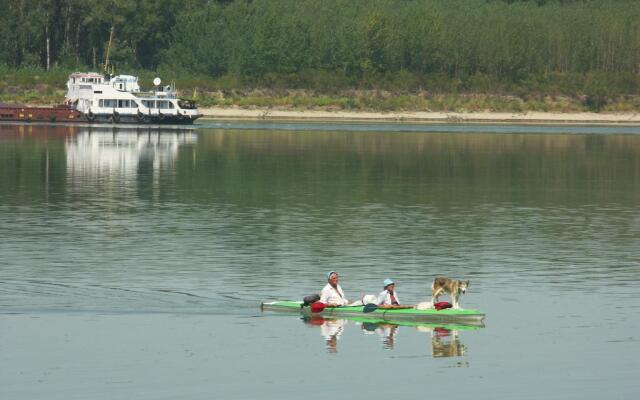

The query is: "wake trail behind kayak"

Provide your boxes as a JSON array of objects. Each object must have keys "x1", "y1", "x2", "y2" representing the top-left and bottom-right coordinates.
[{"x1": 0, "y1": 279, "x2": 260, "y2": 316}]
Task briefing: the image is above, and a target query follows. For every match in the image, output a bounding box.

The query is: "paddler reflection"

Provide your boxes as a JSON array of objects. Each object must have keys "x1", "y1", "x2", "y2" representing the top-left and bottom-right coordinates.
[
  {"x1": 303, "y1": 316, "x2": 400, "y2": 351},
  {"x1": 304, "y1": 316, "x2": 345, "y2": 353},
  {"x1": 361, "y1": 322, "x2": 398, "y2": 350}
]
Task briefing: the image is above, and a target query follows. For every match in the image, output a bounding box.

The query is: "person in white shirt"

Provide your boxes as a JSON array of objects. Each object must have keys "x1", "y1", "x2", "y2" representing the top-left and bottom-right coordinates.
[
  {"x1": 377, "y1": 278, "x2": 409, "y2": 309},
  {"x1": 319, "y1": 271, "x2": 349, "y2": 307}
]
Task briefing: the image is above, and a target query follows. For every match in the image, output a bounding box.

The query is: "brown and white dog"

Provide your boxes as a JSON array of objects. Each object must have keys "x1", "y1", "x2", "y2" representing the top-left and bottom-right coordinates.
[{"x1": 431, "y1": 277, "x2": 470, "y2": 309}]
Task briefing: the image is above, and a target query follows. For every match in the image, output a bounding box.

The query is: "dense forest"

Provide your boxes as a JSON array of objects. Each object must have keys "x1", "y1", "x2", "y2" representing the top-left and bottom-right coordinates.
[{"x1": 1, "y1": 0, "x2": 639, "y2": 111}]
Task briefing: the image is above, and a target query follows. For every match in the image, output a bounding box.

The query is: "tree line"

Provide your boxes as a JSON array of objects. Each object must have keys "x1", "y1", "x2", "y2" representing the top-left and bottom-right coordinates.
[
  {"x1": 1, "y1": 0, "x2": 639, "y2": 94},
  {"x1": 0, "y1": 0, "x2": 187, "y2": 71}
]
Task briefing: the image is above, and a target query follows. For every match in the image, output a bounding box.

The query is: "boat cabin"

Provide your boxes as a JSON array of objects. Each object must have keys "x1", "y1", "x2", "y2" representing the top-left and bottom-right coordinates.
[
  {"x1": 68, "y1": 72, "x2": 104, "y2": 84},
  {"x1": 110, "y1": 75, "x2": 140, "y2": 92},
  {"x1": 64, "y1": 71, "x2": 202, "y2": 123}
]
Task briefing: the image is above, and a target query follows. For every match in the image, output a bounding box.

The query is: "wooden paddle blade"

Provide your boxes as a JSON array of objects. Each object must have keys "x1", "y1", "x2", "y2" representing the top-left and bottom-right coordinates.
[
  {"x1": 310, "y1": 302, "x2": 327, "y2": 313},
  {"x1": 362, "y1": 303, "x2": 378, "y2": 313}
]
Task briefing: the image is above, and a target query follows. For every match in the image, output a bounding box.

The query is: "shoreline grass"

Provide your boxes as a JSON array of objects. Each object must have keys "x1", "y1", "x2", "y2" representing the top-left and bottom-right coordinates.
[{"x1": 1, "y1": 67, "x2": 639, "y2": 114}]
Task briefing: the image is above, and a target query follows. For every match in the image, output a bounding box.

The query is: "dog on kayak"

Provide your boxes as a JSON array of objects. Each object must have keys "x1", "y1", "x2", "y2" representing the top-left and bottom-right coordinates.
[{"x1": 431, "y1": 277, "x2": 469, "y2": 310}]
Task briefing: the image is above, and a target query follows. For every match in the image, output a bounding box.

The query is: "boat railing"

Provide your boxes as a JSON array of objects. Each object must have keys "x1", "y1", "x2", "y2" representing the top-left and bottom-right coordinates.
[{"x1": 133, "y1": 91, "x2": 177, "y2": 99}]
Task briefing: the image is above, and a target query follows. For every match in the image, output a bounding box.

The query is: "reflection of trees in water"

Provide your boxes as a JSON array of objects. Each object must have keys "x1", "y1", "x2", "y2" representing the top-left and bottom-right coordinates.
[
  {"x1": 0, "y1": 123, "x2": 80, "y2": 138},
  {"x1": 0, "y1": 125, "x2": 75, "y2": 204},
  {"x1": 191, "y1": 129, "x2": 640, "y2": 207},
  {"x1": 3, "y1": 126, "x2": 640, "y2": 207}
]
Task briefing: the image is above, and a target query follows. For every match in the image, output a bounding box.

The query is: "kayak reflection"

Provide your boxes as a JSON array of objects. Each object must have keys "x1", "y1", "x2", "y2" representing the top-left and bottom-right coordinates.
[{"x1": 302, "y1": 316, "x2": 475, "y2": 356}]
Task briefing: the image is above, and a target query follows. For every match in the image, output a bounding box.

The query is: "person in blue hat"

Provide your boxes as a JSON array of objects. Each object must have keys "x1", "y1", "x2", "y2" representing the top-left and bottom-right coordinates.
[
  {"x1": 319, "y1": 271, "x2": 349, "y2": 307},
  {"x1": 376, "y1": 278, "x2": 404, "y2": 308}
]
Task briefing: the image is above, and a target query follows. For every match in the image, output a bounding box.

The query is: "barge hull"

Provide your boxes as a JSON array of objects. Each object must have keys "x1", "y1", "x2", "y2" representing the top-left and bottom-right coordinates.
[
  {"x1": 0, "y1": 105, "x2": 82, "y2": 123},
  {"x1": 0, "y1": 105, "x2": 199, "y2": 125}
]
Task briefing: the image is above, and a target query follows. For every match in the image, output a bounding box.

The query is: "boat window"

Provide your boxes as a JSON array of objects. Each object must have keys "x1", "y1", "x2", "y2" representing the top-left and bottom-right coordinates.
[
  {"x1": 168, "y1": 102, "x2": 175, "y2": 109},
  {"x1": 157, "y1": 101, "x2": 169, "y2": 109},
  {"x1": 142, "y1": 100, "x2": 155, "y2": 108},
  {"x1": 178, "y1": 99, "x2": 196, "y2": 109},
  {"x1": 117, "y1": 99, "x2": 131, "y2": 108},
  {"x1": 102, "y1": 99, "x2": 117, "y2": 108}
]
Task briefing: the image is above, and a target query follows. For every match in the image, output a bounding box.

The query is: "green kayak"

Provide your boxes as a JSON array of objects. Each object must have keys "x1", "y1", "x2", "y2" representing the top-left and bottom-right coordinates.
[{"x1": 261, "y1": 300, "x2": 485, "y2": 327}]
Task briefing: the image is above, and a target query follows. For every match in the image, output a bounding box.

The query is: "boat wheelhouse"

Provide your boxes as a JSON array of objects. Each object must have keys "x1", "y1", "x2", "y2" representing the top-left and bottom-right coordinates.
[{"x1": 65, "y1": 72, "x2": 202, "y2": 124}]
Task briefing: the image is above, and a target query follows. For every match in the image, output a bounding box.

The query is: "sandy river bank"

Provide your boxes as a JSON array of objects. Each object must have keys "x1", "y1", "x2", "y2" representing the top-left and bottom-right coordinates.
[{"x1": 199, "y1": 107, "x2": 640, "y2": 124}]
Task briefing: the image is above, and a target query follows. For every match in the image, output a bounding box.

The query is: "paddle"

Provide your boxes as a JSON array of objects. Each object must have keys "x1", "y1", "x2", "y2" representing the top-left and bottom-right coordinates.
[
  {"x1": 362, "y1": 303, "x2": 378, "y2": 313},
  {"x1": 311, "y1": 302, "x2": 378, "y2": 313}
]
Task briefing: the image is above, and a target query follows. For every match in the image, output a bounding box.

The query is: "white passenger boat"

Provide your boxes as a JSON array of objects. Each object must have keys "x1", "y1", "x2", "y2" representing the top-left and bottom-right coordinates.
[{"x1": 65, "y1": 72, "x2": 202, "y2": 124}]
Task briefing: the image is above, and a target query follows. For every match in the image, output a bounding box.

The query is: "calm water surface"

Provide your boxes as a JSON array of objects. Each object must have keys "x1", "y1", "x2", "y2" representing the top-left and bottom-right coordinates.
[{"x1": 1, "y1": 122, "x2": 639, "y2": 399}]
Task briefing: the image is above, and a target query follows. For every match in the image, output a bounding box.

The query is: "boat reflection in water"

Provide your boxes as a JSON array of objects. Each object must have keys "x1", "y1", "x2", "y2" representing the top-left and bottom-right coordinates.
[
  {"x1": 302, "y1": 316, "x2": 477, "y2": 356},
  {"x1": 65, "y1": 126, "x2": 197, "y2": 178},
  {"x1": 63, "y1": 126, "x2": 197, "y2": 201}
]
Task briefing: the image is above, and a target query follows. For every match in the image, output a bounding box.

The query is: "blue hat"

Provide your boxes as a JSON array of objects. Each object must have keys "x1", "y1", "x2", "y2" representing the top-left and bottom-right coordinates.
[
  {"x1": 327, "y1": 271, "x2": 337, "y2": 279},
  {"x1": 383, "y1": 278, "x2": 395, "y2": 288}
]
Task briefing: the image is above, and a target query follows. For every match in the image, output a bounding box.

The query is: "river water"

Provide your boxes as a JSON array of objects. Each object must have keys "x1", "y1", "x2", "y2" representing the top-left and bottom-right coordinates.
[{"x1": 1, "y1": 122, "x2": 639, "y2": 399}]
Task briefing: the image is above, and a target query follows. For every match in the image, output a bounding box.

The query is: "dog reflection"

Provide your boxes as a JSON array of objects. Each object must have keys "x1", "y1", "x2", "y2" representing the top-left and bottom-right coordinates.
[
  {"x1": 431, "y1": 328, "x2": 466, "y2": 358},
  {"x1": 416, "y1": 326, "x2": 467, "y2": 357}
]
